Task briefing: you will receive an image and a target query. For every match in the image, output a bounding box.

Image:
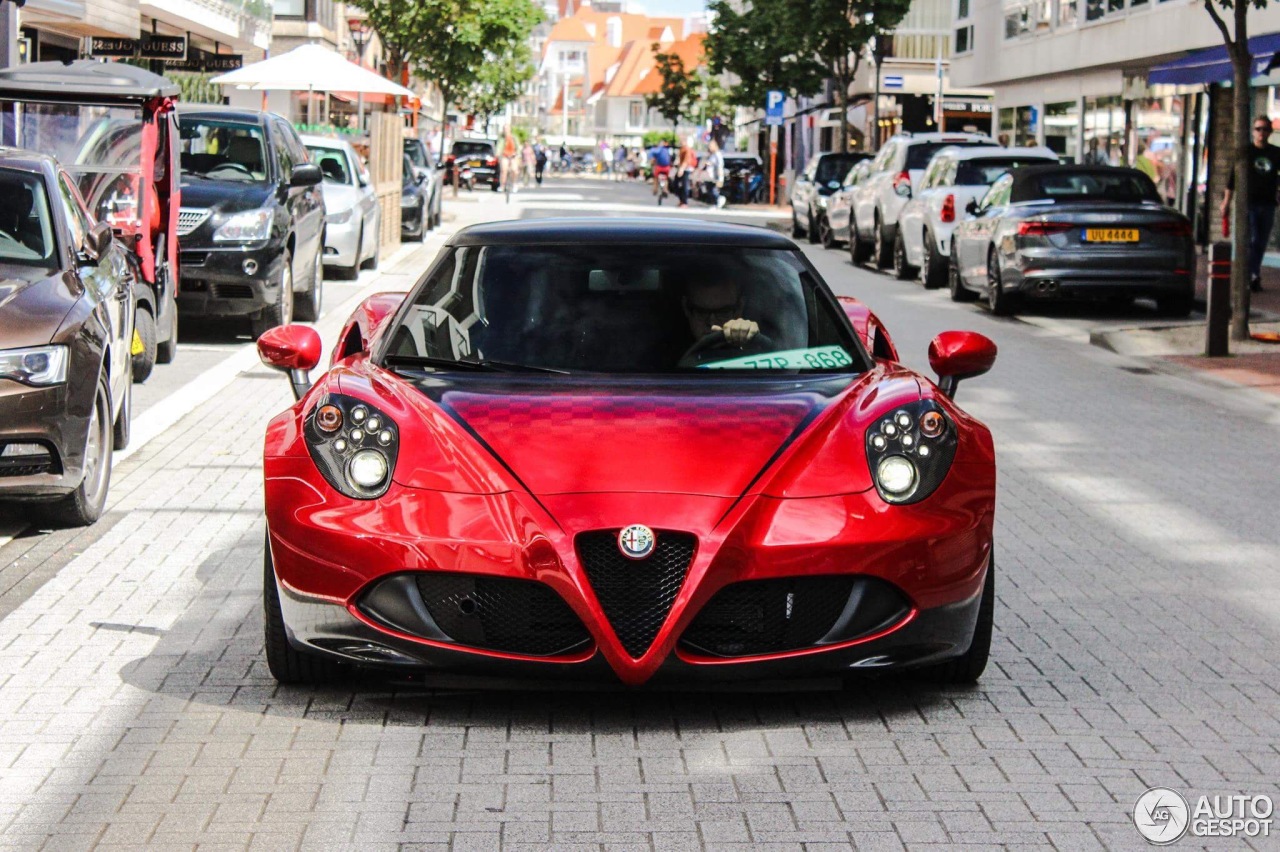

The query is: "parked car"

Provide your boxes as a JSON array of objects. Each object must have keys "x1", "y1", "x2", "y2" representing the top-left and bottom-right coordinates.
[
  {"x1": 723, "y1": 153, "x2": 764, "y2": 205},
  {"x1": 253, "y1": 218, "x2": 999, "y2": 688},
  {"x1": 175, "y1": 106, "x2": 325, "y2": 335},
  {"x1": 824, "y1": 160, "x2": 873, "y2": 248},
  {"x1": 949, "y1": 165, "x2": 1194, "y2": 316},
  {"x1": 302, "y1": 134, "x2": 380, "y2": 280},
  {"x1": 0, "y1": 149, "x2": 134, "y2": 526},
  {"x1": 0, "y1": 60, "x2": 180, "y2": 384},
  {"x1": 404, "y1": 137, "x2": 443, "y2": 231},
  {"x1": 898, "y1": 146, "x2": 1058, "y2": 286},
  {"x1": 850, "y1": 132, "x2": 994, "y2": 267},
  {"x1": 445, "y1": 139, "x2": 499, "y2": 190},
  {"x1": 790, "y1": 152, "x2": 871, "y2": 243},
  {"x1": 400, "y1": 152, "x2": 429, "y2": 242}
]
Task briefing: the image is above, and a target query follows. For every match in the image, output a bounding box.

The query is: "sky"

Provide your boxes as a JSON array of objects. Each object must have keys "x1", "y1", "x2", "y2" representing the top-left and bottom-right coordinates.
[{"x1": 634, "y1": 0, "x2": 708, "y2": 14}]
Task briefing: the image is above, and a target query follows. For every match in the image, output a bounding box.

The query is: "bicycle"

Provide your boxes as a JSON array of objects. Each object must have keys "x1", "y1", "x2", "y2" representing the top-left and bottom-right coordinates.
[
  {"x1": 656, "y1": 170, "x2": 670, "y2": 206},
  {"x1": 500, "y1": 155, "x2": 518, "y2": 203}
]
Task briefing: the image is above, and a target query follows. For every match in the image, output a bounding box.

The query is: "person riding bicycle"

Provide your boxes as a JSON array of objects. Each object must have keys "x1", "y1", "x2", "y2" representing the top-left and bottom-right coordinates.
[
  {"x1": 500, "y1": 131, "x2": 519, "y2": 192},
  {"x1": 648, "y1": 140, "x2": 673, "y2": 195}
]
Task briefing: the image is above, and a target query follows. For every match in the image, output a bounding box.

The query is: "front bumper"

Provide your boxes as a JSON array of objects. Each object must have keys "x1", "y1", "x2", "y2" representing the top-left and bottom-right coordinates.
[
  {"x1": 177, "y1": 243, "x2": 286, "y2": 317},
  {"x1": 0, "y1": 379, "x2": 88, "y2": 499},
  {"x1": 323, "y1": 215, "x2": 361, "y2": 268},
  {"x1": 400, "y1": 198, "x2": 423, "y2": 236},
  {"x1": 265, "y1": 455, "x2": 995, "y2": 686}
]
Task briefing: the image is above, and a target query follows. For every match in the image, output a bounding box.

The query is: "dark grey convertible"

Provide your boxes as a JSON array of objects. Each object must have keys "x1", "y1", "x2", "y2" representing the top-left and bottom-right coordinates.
[{"x1": 949, "y1": 165, "x2": 1194, "y2": 316}]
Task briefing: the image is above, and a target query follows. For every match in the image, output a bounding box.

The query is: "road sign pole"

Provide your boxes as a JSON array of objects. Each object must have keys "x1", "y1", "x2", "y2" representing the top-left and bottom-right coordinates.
[{"x1": 769, "y1": 124, "x2": 778, "y2": 206}]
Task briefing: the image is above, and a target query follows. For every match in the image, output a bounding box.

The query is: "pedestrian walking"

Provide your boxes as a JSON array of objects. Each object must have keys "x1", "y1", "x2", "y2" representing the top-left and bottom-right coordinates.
[
  {"x1": 676, "y1": 137, "x2": 697, "y2": 208},
  {"x1": 1082, "y1": 137, "x2": 1109, "y2": 166},
  {"x1": 1133, "y1": 143, "x2": 1158, "y2": 182},
  {"x1": 705, "y1": 140, "x2": 727, "y2": 209},
  {"x1": 614, "y1": 144, "x2": 627, "y2": 181},
  {"x1": 534, "y1": 139, "x2": 548, "y2": 185},
  {"x1": 522, "y1": 140, "x2": 536, "y2": 187},
  {"x1": 601, "y1": 143, "x2": 614, "y2": 178},
  {"x1": 1222, "y1": 116, "x2": 1280, "y2": 292}
]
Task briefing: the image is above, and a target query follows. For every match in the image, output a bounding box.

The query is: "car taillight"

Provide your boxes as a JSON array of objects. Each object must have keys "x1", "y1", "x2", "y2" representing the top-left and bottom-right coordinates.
[
  {"x1": 893, "y1": 170, "x2": 911, "y2": 192},
  {"x1": 1151, "y1": 220, "x2": 1193, "y2": 237},
  {"x1": 485, "y1": 156, "x2": 497, "y2": 166},
  {"x1": 446, "y1": 155, "x2": 455, "y2": 164},
  {"x1": 1017, "y1": 221, "x2": 1073, "y2": 236},
  {"x1": 941, "y1": 194, "x2": 955, "y2": 223}
]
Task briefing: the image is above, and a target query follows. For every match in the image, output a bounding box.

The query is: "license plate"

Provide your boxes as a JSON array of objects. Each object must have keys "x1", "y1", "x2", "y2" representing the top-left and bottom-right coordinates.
[
  {"x1": 468, "y1": 159, "x2": 483, "y2": 167},
  {"x1": 1083, "y1": 228, "x2": 1139, "y2": 243}
]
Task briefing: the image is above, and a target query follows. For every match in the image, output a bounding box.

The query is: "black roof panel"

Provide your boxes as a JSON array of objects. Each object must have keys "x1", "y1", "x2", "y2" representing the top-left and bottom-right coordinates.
[
  {"x1": 448, "y1": 218, "x2": 795, "y2": 249},
  {"x1": 0, "y1": 60, "x2": 178, "y2": 101}
]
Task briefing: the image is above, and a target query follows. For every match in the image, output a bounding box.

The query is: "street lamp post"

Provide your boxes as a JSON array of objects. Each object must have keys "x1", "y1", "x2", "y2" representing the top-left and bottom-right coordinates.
[{"x1": 348, "y1": 17, "x2": 371, "y2": 134}]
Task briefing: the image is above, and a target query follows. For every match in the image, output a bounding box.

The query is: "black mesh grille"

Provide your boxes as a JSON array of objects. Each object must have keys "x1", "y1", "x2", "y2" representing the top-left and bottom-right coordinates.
[
  {"x1": 414, "y1": 573, "x2": 590, "y2": 657},
  {"x1": 213, "y1": 282, "x2": 254, "y2": 300},
  {"x1": 680, "y1": 576, "x2": 910, "y2": 658},
  {"x1": 576, "y1": 530, "x2": 695, "y2": 659}
]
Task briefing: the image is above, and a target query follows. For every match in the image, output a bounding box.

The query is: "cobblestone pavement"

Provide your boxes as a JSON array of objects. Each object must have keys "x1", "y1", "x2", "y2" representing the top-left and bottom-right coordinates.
[{"x1": 0, "y1": 180, "x2": 1277, "y2": 851}]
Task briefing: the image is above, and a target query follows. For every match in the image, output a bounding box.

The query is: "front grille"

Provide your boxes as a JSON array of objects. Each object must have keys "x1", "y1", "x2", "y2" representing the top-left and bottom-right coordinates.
[
  {"x1": 414, "y1": 573, "x2": 591, "y2": 656},
  {"x1": 176, "y1": 207, "x2": 210, "y2": 237},
  {"x1": 212, "y1": 282, "x2": 254, "y2": 300},
  {"x1": 0, "y1": 460, "x2": 54, "y2": 477},
  {"x1": 179, "y1": 251, "x2": 207, "y2": 266},
  {"x1": 0, "y1": 444, "x2": 57, "y2": 477},
  {"x1": 680, "y1": 576, "x2": 911, "y2": 658},
  {"x1": 576, "y1": 530, "x2": 695, "y2": 659}
]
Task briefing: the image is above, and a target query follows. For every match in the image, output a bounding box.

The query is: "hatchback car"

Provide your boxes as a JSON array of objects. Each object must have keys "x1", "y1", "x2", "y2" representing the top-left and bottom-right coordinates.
[
  {"x1": 175, "y1": 107, "x2": 325, "y2": 334},
  {"x1": 404, "y1": 137, "x2": 443, "y2": 231},
  {"x1": 950, "y1": 165, "x2": 1194, "y2": 316},
  {"x1": 400, "y1": 152, "x2": 430, "y2": 241},
  {"x1": 254, "y1": 218, "x2": 999, "y2": 689},
  {"x1": 850, "y1": 132, "x2": 994, "y2": 266},
  {"x1": 302, "y1": 134, "x2": 379, "y2": 280},
  {"x1": 898, "y1": 146, "x2": 1058, "y2": 286},
  {"x1": 0, "y1": 149, "x2": 134, "y2": 526},
  {"x1": 445, "y1": 139, "x2": 499, "y2": 190},
  {"x1": 790, "y1": 152, "x2": 871, "y2": 243},
  {"x1": 824, "y1": 160, "x2": 873, "y2": 248}
]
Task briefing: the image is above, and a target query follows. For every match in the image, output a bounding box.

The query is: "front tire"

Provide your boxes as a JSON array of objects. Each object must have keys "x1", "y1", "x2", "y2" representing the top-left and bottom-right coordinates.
[
  {"x1": 949, "y1": 256, "x2": 977, "y2": 302},
  {"x1": 294, "y1": 249, "x2": 323, "y2": 322},
  {"x1": 871, "y1": 215, "x2": 891, "y2": 268},
  {"x1": 807, "y1": 211, "x2": 821, "y2": 244},
  {"x1": 791, "y1": 212, "x2": 804, "y2": 239},
  {"x1": 986, "y1": 251, "x2": 1018, "y2": 317},
  {"x1": 921, "y1": 230, "x2": 946, "y2": 290},
  {"x1": 892, "y1": 230, "x2": 916, "y2": 280},
  {"x1": 916, "y1": 555, "x2": 994, "y2": 685},
  {"x1": 32, "y1": 372, "x2": 112, "y2": 528},
  {"x1": 251, "y1": 250, "x2": 294, "y2": 338},
  {"x1": 263, "y1": 531, "x2": 347, "y2": 685},
  {"x1": 112, "y1": 377, "x2": 130, "y2": 451},
  {"x1": 819, "y1": 215, "x2": 837, "y2": 249},
  {"x1": 850, "y1": 220, "x2": 873, "y2": 264},
  {"x1": 130, "y1": 307, "x2": 156, "y2": 384}
]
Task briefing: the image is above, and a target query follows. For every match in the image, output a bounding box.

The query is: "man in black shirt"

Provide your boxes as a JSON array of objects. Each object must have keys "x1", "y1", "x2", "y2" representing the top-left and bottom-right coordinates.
[{"x1": 1222, "y1": 115, "x2": 1280, "y2": 291}]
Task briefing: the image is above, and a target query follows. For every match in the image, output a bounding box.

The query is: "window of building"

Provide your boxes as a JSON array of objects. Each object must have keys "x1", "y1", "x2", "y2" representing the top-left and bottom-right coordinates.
[
  {"x1": 958, "y1": 0, "x2": 970, "y2": 16},
  {"x1": 274, "y1": 0, "x2": 304, "y2": 15},
  {"x1": 629, "y1": 101, "x2": 644, "y2": 127},
  {"x1": 1083, "y1": 95, "x2": 1125, "y2": 164},
  {"x1": 1058, "y1": 0, "x2": 1078, "y2": 25},
  {"x1": 1044, "y1": 100, "x2": 1079, "y2": 162},
  {"x1": 955, "y1": 24, "x2": 974, "y2": 53},
  {"x1": 999, "y1": 107, "x2": 1016, "y2": 144}
]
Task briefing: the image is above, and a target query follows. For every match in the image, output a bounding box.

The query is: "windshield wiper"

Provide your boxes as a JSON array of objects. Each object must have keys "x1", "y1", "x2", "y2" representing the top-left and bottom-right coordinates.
[{"x1": 383, "y1": 354, "x2": 568, "y2": 374}]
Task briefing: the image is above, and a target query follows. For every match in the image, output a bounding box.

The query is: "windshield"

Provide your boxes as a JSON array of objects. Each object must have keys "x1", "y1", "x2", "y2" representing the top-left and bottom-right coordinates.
[
  {"x1": 451, "y1": 141, "x2": 494, "y2": 158},
  {"x1": 405, "y1": 141, "x2": 429, "y2": 169},
  {"x1": 956, "y1": 157, "x2": 1054, "y2": 186},
  {"x1": 906, "y1": 141, "x2": 987, "y2": 170},
  {"x1": 815, "y1": 155, "x2": 864, "y2": 185},
  {"x1": 0, "y1": 168, "x2": 56, "y2": 270},
  {"x1": 1021, "y1": 170, "x2": 1159, "y2": 203},
  {"x1": 306, "y1": 145, "x2": 351, "y2": 185},
  {"x1": 178, "y1": 118, "x2": 269, "y2": 183},
  {"x1": 0, "y1": 100, "x2": 143, "y2": 226},
  {"x1": 382, "y1": 245, "x2": 862, "y2": 374}
]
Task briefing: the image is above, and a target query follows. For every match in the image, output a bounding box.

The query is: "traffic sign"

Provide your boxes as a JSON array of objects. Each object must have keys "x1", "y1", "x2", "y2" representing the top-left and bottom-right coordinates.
[
  {"x1": 883, "y1": 75, "x2": 904, "y2": 89},
  {"x1": 765, "y1": 90, "x2": 785, "y2": 127}
]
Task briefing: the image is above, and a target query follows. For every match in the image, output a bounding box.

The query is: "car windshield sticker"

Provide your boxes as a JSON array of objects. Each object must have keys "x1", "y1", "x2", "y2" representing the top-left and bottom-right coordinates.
[{"x1": 698, "y1": 345, "x2": 854, "y2": 371}]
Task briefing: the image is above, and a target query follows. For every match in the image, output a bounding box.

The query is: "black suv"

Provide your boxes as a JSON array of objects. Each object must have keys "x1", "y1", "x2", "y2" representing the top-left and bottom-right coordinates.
[
  {"x1": 445, "y1": 139, "x2": 500, "y2": 190},
  {"x1": 175, "y1": 107, "x2": 325, "y2": 336}
]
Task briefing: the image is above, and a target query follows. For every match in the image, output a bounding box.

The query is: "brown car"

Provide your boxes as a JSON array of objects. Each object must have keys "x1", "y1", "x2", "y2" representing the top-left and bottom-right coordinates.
[{"x1": 0, "y1": 148, "x2": 134, "y2": 526}]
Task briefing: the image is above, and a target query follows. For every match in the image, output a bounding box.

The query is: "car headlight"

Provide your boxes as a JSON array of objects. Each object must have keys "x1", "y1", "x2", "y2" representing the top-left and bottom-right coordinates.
[
  {"x1": 303, "y1": 393, "x2": 399, "y2": 499},
  {"x1": 0, "y1": 345, "x2": 68, "y2": 386},
  {"x1": 327, "y1": 208, "x2": 353, "y2": 226},
  {"x1": 865, "y1": 400, "x2": 957, "y2": 504},
  {"x1": 213, "y1": 209, "x2": 273, "y2": 242}
]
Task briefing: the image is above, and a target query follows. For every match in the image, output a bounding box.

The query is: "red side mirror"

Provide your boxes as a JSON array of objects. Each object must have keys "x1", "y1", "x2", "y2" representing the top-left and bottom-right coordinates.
[
  {"x1": 257, "y1": 325, "x2": 321, "y2": 400},
  {"x1": 928, "y1": 331, "x2": 997, "y2": 398}
]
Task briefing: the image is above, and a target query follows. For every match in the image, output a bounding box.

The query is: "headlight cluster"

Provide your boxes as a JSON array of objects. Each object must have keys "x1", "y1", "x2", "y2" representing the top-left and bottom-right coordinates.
[
  {"x1": 303, "y1": 393, "x2": 399, "y2": 499},
  {"x1": 213, "y1": 209, "x2": 273, "y2": 242},
  {"x1": 327, "y1": 208, "x2": 353, "y2": 226},
  {"x1": 0, "y1": 345, "x2": 68, "y2": 386},
  {"x1": 864, "y1": 400, "x2": 957, "y2": 504}
]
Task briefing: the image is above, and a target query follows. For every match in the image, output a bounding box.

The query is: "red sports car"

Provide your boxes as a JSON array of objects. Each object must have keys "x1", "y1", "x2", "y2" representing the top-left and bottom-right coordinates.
[{"x1": 257, "y1": 219, "x2": 998, "y2": 687}]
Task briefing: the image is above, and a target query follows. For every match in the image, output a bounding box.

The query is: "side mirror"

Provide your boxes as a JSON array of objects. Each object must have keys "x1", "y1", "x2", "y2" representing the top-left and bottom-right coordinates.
[
  {"x1": 257, "y1": 324, "x2": 322, "y2": 400},
  {"x1": 415, "y1": 170, "x2": 427, "y2": 185},
  {"x1": 928, "y1": 331, "x2": 997, "y2": 399},
  {"x1": 965, "y1": 198, "x2": 980, "y2": 215},
  {"x1": 290, "y1": 163, "x2": 323, "y2": 188},
  {"x1": 80, "y1": 221, "x2": 112, "y2": 263}
]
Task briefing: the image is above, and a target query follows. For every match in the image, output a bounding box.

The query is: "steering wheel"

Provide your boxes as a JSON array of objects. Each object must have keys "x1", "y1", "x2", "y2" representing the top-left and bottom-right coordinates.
[
  {"x1": 678, "y1": 328, "x2": 776, "y2": 367},
  {"x1": 207, "y1": 162, "x2": 254, "y2": 177}
]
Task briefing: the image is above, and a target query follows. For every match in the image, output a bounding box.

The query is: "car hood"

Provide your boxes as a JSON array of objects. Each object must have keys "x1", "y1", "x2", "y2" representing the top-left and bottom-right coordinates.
[
  {"x1": 178, "y1": 179, "x2": 275, "y2": 214},
  {"x1": 0, "y1": 267, "x2": 79, "y2": 348},
  {"x1": 320, "y1": 182, "x2": 360, "y2": 213}
]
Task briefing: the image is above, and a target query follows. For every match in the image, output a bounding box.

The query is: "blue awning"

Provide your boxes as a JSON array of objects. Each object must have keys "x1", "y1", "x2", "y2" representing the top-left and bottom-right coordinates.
[{"x1": 1148, "y1": 32, "x2": 1280, "y2": 86}]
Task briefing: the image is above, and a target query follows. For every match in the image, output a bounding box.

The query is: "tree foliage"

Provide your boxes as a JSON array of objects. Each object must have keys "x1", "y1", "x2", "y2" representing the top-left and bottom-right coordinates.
[
  {"x1": 456, "y1": 42, "x2": 537, "y2": 127},
  {"x1": 645, "y1": 44, "x2": 698, "y2": 132}
]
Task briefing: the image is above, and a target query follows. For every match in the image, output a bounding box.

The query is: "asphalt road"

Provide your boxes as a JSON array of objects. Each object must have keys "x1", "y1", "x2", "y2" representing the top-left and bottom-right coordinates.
[{"x1": 0, "y1": 177, "x2": 1277, "y2": 850}]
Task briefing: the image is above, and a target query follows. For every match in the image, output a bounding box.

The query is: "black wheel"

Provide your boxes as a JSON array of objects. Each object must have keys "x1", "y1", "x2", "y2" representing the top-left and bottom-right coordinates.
[
  {"x1": 949, "y1": 256, "x2": 977, "y2": 302},
  {"x1": 892, "y1": 230, "x2": 916, "y2": 280},
  {"x1": 819, "y1": 215, "x2": 837, "y2": 249},
  {"x1": 921, "y1": 230, "x2": 946, "y2": 290},
  {"x1": 432, "y1": 198, "x2": 442, "y2": 229},
  {"x1": 850, "y1": 221, "x2": 872, "y2": 264},
  {"x1": 32, "y1": 373, "x2": 112, "y2": 528},
  {"x1": 871, "y1": 216, "x2": 892, "y2": 268},
  {"x1": 251, "y1": 250, "x2": 293, "y2": 338},
  {"x1": 156, "y1": 300, "x2": 177, "y2": 364},
  {"x1": 409, "y1": 202, "x2": 426, "y2": 241},
  {"x1": 916, "y1": 554, "x2": 994, "y2": 685},
  {"x1": 807, "y1": 211, "x2": 820, "y2": 244},
  {"x1": 264, "y1": 531, "x2": 347, "y2": 684},
  {"x1": 791, "y1": 212, "x2": 804, "y2": 239},
  {"x1": 130, "y1": 307, "x2": 156, "y2": 384},
  {"x1": 155, "y1": 236, "x2": 177, "y2": 365},
  {"x1": 294, "y1": 249, "x2": 323, "y2": 322},
  {"x1": 112, "y1": 376, "x2": 130, "y2": 451},
  {"x1": 1156, "y1": 293, "x2": 1193, "y2": 318},
  {"x1": 986, "y1": 251, "x2": 1017, "y2": 316}
]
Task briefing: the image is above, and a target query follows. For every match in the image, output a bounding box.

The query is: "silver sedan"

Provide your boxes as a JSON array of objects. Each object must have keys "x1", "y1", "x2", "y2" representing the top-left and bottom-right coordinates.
[{"x1": 302, "y1": 135, "x2": 380, "y2": 280}]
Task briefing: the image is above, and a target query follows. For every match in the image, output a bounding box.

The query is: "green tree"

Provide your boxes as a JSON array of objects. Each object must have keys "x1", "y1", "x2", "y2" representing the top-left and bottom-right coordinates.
[
  {"x1": 456, "y1": 44, "x2": 537, "y2": 133},
  {"x1": 705, "y1": 0, "x2": 826, "y2": 108},
  {"x1": 1205, "y1": 0, "x2": 1267, "y2": 343},
  {"x1": 645, "y1": 43, "x2": 697, "y2": 133},
  {"x1": 814, "y1": 0, "x2": 911, "y2": 153},
  {"x1": 693, "y1": 69, "x2": 733, "y2": 146}
]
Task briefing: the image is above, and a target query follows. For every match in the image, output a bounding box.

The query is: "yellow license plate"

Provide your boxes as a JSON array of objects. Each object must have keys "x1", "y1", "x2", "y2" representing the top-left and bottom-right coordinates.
[
  {"x1": 131, "y1": 329, "x2": 145, "y2": 356},
  {"x1": 1084, "y1": 228, "x2": 1139, "y2": 243},
  {"x1": 468, "y1": 159, "x2": 483, "y2": 167}
]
